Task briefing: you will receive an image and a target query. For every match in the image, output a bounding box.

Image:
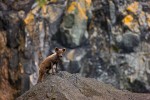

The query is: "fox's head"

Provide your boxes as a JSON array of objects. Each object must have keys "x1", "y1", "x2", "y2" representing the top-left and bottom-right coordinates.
[{"x1": 55, "y1": 47, "x2": 66, "y2": 58}]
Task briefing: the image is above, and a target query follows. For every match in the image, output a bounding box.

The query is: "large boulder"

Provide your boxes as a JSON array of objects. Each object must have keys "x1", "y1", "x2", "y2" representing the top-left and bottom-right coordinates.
[
  {"x1": 17, "y1": 71, "x2": 150, "y2": 100},
  {"x1": 116, "y1": 31, "x2": 140, "y2": 53},
  {"x1": 57, "y1": 0, "x2": 92, "y2": 48}
]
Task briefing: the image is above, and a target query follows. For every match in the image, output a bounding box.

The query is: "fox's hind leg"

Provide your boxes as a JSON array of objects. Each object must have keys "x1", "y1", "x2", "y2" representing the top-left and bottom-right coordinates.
[{"x1": 38, "y1": 70, "x2": 44, "y2": 83}]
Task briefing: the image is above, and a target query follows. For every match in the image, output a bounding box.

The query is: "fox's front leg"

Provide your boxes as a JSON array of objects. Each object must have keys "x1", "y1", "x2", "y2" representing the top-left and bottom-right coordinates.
[
  {"x1": 51, "y1": 62, "x2": 55, "y2": 75},
  {"x1": 55, "y1": 63, "x2": 58, "y2": 73}
]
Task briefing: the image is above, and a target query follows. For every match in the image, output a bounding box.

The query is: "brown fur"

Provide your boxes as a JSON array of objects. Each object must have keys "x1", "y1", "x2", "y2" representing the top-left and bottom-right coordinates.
[{"x1": 38, "y1": 47, "x2": 66, "y2": 82}]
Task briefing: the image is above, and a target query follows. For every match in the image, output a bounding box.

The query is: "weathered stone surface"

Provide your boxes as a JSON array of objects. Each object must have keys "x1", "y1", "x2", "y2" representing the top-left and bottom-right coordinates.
[
  {"x1": 0, "y1": 56, "x2": 17, "y2": 100},
  {"x1": 64, "y1": 48, "x2": 86, "y2": 74},
  {"x1": 17, "y1": 71, "x2": 150, "y2": 100},
  {"x1": 0, "y1": 31, "x2": 7, "y2": 52},
  {"x1": 79, "y1": 0, "x2": 150, "y2": 93},
  {"x1": 58, "y1": 0, "x2": 91, "y2": 48},
  {"x1": 0, "y1": 10, "x2": 26, "y2": 100},
  {"x1": 116, "y1": 31, "x2": 140, "y2": 53},
  {"x1": 0, "y1": 12, "x2": 22, "y2": 48},
  {"x1": 9, "y1": 49, "x2": 19, "y2": 70},
  {"x1": 0, "y1": 0, "x2": 34, "y2": 11}
]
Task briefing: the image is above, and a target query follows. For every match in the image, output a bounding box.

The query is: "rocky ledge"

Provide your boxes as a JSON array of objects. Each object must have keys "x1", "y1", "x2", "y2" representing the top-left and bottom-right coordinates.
[{"x1": 17, "y1": 71, "x2": 150, "y2": 100}]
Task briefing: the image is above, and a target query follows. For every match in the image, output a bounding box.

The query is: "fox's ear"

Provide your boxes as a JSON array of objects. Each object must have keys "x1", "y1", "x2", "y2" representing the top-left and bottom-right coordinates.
[
  {"x1": 62, "y1": 48, "x2": 66, "y2": 52},
  {"x1": 55, "y1": 47, "x2": 59, "y2": 52}
]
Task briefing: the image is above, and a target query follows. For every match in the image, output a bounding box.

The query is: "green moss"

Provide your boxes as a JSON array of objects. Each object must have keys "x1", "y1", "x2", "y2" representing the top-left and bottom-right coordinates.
[{"x1": 36, "y1": 0, "x2": 47, "y2": 7}]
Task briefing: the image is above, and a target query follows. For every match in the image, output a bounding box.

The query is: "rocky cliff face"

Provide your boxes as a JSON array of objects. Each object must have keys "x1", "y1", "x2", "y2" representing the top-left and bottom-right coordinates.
[
  {"x1": 17, "y1": 71, "x2": 150, "y2": 100},
  {"x1": 0, "y1": 0, "x2": 150, "y2": 100},
  {"x1": 80, "y1": 0, "x2": 150, "y2": 93}
]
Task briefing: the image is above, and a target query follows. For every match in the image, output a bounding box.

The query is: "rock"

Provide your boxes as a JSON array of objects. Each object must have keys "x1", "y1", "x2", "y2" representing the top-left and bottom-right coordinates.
[
  {"x1": 58, "y1": 0, "x2": 91, "y2": 48},
  {"x1": 0, "y1": 11, "x2": 25, "y2": 48},
  {"x1": 67, "y1": 61, "x2": 81, "y2": 73},
  {"x1": 146, "y1": 13, "x2": 150, "y2": 28},
  {"x1": 9, "y1": 49, "x2": 19, "y2": 70},
  {"x1": 109, "y1": 0, "x2": 116, "y2": 25},
  {"x1": 0, "y1": 10, "x2": 28, "y2": 100},
  {"x1": 17, "y1": 71, "x2": 150, "y2": 100},
  {"x1": 126, "y1": 2, "x2": 142, "y2": 15},
  {"x1": 20, "y1": 74, "x2": 30, "y2": 94},
  {"x1": 64, "y1": 48, "x2": 86, "y2": 73},
  {"x1": 116, "y1": 31, "x2": 140, "y2": 53},
  {"x1": 122, "y1": 15, "x2": 140, "y2": 33},
  {"x1": 121, "y1": 1, "x2": 147, "y2": 33},
  {"x1": 138, "y1": 11, "x2": 147, "y2": 26},
  {"x1": 141, "y1": 1, "x2": 150, "y2": 13},
  {"x1": 120, "y1": 53, "x2": 150, "y2": 92},
  {"x1": 80, "y1": 0, "x2": 150, "y2": 90},
  {"x1": 0, "y1": 2, "x2": 8, "y2": 11},
  {"x1": 63, "y1": 14, "x2": 75, "y2": 28},
  {"x1": 92, "y1": 52, "x2": 150, "y2": 92},
  {"x1": 0, "y1": 54, "x2": 17, "y2": 100},
  {"x1": 0, "y1": 0, "x2": 34, "y2": 11},
  {"x1": 0, "y1": 31, "x2": 7, "y2": 53}
]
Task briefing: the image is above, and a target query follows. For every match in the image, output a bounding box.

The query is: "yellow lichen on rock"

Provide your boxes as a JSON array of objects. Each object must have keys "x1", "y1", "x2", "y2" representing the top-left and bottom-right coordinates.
[
  {"x1": 127, "y1": 2, "x2": 139, "y2": 14},
  {"x1": 42, "y1": 5, "x2": 47, "y2": 14},
  {"x1": 24, "y1": 12, "x2": 34, "y2": 25},
  {"x1": 122, "y1": 15, "x2": 133, "y2": 26},
  {"x1": 67, "y1": 2, "x2": 77, "y2": 13},
  {"x1": 77, "y1": 3, "x2": 87, "y2": 20},
  {"x1": 122, "y1": 15, "x2": 140, "y2": 32},
  {"x1": 85, "y1": 0, "x2": 91, "y2": 8},
  {"x1": 67, "y1": 0, "x2": 92, "y2": 20}
]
